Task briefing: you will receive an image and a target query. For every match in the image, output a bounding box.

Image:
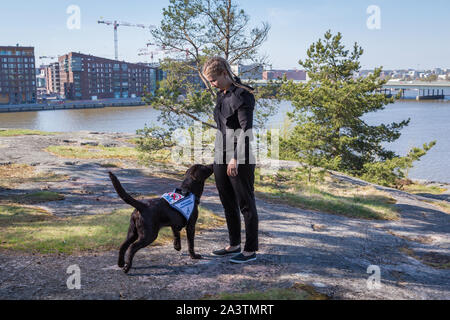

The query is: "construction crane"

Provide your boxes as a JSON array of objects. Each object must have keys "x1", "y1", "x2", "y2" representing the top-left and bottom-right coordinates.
[
  {"x1": 144, "y1": 43, "x2": 190, "y2": 62},
  {"x1": 98, "y1": 18, "x2": 156, "y2": 61},
  {"x1": 38, "y1": 56, "x2": 58, "y2": 66},
  {"x1": 136, "y1": 48, "x2": 153, "y2": 63},
  {"x1": 138, "y1": 48, "x2": 169, "y2": 63}
]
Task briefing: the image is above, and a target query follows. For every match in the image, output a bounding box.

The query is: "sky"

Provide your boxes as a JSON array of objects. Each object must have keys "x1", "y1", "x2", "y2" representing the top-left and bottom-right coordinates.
[{"x1": 1, "y1": 0, "x2": 449, "y2": 70}]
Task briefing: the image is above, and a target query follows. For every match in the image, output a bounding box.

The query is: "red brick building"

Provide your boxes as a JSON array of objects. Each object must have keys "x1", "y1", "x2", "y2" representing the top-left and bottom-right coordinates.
[
  {"x1": 0, "y1": 45, "x2": 37, "y2": 104},
  {"x1": 59, "y1": 52, "x2": 155, "y2": 100}
]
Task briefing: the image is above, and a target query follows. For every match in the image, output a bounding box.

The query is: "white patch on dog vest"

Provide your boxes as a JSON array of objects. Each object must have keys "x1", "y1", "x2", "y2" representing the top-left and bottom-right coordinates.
[{"x1": 161, "y1": 190, "x2": 195, "y2": 221}]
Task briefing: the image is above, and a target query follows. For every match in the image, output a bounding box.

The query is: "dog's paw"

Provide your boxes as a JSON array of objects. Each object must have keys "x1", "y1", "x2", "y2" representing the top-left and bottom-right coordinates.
[
  {"x1": 118, "y1": 260, "x2": 125, "y2": 268},
  {"x1": 173, "y1": 241, "x2": 181, "y2": 251},
  {"x1": 122, "y1": 264, "x2": 131, "y2": 274},
  {"x1": 190, "y1": 253, "x2": 202, "y2": 259}
]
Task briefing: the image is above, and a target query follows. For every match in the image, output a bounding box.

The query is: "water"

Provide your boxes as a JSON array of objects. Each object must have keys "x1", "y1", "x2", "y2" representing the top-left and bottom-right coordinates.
[
  {"x1": 1, "y1": 100, "x2": 449, "y2": 183},
  {"x1": 363, "y1": 100, "x2": 450, "y2": 183},
  {"x1": 267, "y1": 100, "x2": 450, "y2": 183},
  {"x1": 0, "y1": 106, "x2": 161, "y2": 133}
]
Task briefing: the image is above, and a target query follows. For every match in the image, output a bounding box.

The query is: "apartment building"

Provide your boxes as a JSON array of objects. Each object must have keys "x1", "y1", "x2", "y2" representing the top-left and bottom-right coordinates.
[
  {"x1": 58, "y1": 52, "x2": 154, "y2": 100},
  {"x1": 0, "y1": 45, "x2": 37, "y2": 104},
  {"x1": 45, "y1": 62, "x2": 61, "y2": 95}
]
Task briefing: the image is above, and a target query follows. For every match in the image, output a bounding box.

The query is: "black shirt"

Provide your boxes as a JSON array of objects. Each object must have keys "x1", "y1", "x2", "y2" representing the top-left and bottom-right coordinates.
[{"x1": 214, "y1": 83, "x2": 256, "y2": 164}]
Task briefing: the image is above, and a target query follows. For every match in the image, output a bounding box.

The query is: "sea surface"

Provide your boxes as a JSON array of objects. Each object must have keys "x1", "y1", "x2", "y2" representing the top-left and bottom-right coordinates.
[{"x1": 1, "y1": 99, "x2": 449, "y2": 183}]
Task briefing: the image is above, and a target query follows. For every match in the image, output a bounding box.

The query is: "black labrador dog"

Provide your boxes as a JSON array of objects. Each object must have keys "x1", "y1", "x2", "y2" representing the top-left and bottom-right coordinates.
[{"x1": 108, "y1": 164, "x2": 213, "y2": 273}]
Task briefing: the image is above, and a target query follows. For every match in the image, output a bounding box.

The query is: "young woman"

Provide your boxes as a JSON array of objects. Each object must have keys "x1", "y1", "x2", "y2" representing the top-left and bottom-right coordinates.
[{"x1": 202, "y1": 56, "x2": 258, "y2": 263}]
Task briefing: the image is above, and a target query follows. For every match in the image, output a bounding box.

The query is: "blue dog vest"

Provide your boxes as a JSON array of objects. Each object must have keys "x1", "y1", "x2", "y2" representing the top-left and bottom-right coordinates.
[{"x1": 161, "y1": 189, "x2": 196, "y2": 221}]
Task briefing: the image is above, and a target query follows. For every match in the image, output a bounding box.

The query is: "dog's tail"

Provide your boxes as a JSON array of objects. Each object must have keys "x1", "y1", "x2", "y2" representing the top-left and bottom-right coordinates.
[{"x1": 108, "y1": 172, "x2": 147, "y2": 212}]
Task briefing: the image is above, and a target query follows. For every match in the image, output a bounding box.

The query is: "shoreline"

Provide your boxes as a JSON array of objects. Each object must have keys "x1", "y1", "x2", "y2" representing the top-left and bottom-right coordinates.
[
  {"x1": 1, "y1": 127, "x2": 449, "y2": 189},
  {"x1": 0, "y1": 101, "x2": 146, "y2": 113},
  {"x1": 411, "y1": 178, "x2": 450, "y2": 188}
]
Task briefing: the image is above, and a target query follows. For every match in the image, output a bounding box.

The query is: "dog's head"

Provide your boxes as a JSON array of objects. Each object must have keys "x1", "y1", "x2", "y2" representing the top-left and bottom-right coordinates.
[{"x1": 179, "y1": 164, "x2": 214, "y2": 200}]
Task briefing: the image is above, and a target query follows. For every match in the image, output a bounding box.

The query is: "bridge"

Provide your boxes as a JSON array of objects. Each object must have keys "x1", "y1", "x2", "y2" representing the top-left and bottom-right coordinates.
[
  {"x1": 383, "y1": 80, "x2": 450, "y2": 100},
  {"x1": 244, "y1": 79, "x2": 450, "y2": 100}
]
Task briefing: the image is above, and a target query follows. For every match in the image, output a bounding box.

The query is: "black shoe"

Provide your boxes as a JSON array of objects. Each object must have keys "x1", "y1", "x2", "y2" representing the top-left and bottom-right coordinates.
[
  {"x1": 229, "y1": 252, "x2": 257, "y2": 264},
  {"x1": 212, "y1": 247, "x2": 241, "y2": 256}
]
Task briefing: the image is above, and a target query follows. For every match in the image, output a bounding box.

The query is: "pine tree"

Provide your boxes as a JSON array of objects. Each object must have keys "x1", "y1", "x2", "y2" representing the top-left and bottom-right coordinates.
[
  {"x1": 137, "y1": 0, "x2": 281, "y2": 157},
  {"x1": 281, "y1": 30, "x2": 435, "y2": 185}
]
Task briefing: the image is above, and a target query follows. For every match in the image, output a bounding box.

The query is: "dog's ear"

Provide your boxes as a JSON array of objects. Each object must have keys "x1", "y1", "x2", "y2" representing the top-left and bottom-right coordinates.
[{"x1": 189, "y1": 165, "x2": 200, "y2": 181}]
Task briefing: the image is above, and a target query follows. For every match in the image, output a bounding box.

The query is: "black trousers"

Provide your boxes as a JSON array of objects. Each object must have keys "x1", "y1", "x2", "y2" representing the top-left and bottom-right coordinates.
[{"x1": 213, "y1": 163, "x2": 258, "y2": 252}]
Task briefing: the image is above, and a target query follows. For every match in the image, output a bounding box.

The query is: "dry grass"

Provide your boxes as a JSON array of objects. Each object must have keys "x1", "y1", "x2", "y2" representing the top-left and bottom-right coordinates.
[
  {"x1": 399, "y1": 246, "x2": 450, "y2": 269},
  {"x1": 0, "y1": 200, "x2": 224, "y2": 255},
  {"x1": 98, "y1": 162, "x2": 123, "y2": 168},
  {"x1": 0, "y1": 129, "x2": 58, "y2": 136},
  {"x1": 424, "y1": 200, "x2": 450, "y2": 214},
  {"x1": 255, "y1": 168, "x2": 399, "y2": 220},
  {"x1": 387, "y1": 230, "x2": 435, "y2": 244},
  {"x1": 403, "y1": 184, "x2": 446, "y2": 195},
  {"x1": 0, "y1": 163, "x2": 69, "y2": 189},
  {"x1": 0, "y1": 191, "x2": 65, "y2": 205},
  {"x1": 45, "y1": 145, "x2": 173, "y2": 165},
  {"x1": 45, "y1": 145, "x2": 140, "y2": 160}
]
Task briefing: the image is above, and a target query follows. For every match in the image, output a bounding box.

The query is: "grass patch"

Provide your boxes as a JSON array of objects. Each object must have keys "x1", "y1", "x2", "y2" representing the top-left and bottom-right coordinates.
[
  {"x1": 0, "y1": 163, "x2": 69, "y2": 189},
  {"x1": 137, "y1": 148, "x2": 174, "y2": 164},
  {"x1": 399, "y1": 246, "x2": 450, "y2": 269},
  {"x1": 403, "y1": 183, "x2": 446, "y2": 195},
  {"x1": 387, "y1": 230, "x2": 434, "y2": 244},
  {"x1": 203, "y1": 283, "x2": 328, "y2": 300},
  {"x1": 46, "y1": 145, "x2": 140, "y2": 160},
  {"x1": 99, "y1": 162, "x2": 122, "y2": 168},
  {"x1": 0, "y1": 129, "x2": 58, "y2": 136},
  {"x1": 46, "y1": 145, "x2": 172, "y2": 164},
  {"x1": 0, "y1": 200, "x2": 224, "y2": 255},
  {"x1": 0, "y1": 204, "x2": 53, "y2": 224},
  {"x1": 422, "y1": 199, "x2": 450, "y2": 214},
  {"x1": 125, "y1": 138, "x2": 139, "y2": 145},
  {"x1": 420, "y1": 252, "x2": 450, "y2": 269},
  {"x1": 0, "y1": 191, "x2": 64, "y2": 204},
  {"x1": 432, "y1": 201, "x2": 450, "y2": 213},
  {"x1": 254, "y1": 168, "x2": 399, "y2": 220}
]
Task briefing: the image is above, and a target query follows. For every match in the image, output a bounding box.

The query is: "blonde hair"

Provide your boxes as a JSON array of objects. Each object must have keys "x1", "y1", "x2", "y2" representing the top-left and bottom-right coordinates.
[{"x1": 202, "y1": 56, "x2": 254, "y2": 93}]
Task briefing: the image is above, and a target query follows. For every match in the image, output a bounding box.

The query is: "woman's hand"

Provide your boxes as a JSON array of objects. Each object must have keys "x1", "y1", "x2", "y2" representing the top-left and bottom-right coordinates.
[{"x1": 227, "y1": 158, "x2": 238, "y2": 177}]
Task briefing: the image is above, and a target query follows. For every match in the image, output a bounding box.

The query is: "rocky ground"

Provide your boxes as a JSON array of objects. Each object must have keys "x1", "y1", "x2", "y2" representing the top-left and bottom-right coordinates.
[{"x1": 0, "y1": 130, "x2": 449, "y2": 300}]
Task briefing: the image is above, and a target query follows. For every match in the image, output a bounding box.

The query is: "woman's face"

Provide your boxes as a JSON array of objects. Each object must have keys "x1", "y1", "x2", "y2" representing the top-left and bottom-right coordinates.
[{"x1": 205, "y1": 70, "x2": 232, "y2": 91}]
